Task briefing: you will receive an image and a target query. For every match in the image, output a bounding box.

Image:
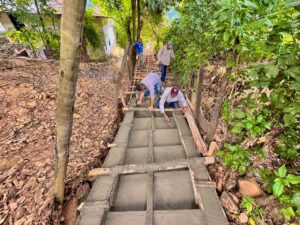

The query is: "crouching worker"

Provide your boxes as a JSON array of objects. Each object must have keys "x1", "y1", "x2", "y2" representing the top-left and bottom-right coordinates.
[
  {"x1": 155, "y1": 87, "x2": 188, "y2": 122},
  {"x1": 136, "y1": 71, "x2": 161, "y2": 110}
]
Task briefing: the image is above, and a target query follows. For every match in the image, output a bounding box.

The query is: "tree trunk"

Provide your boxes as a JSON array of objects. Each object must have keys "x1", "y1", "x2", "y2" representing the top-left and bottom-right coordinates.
[
  {"x1": 55, "y1": 0, "x2": 86, "y2": 204},
  {"x1": 206, "y1": 74, "x2": 229, "y2": 144},
  {"x1": 125, "y1": 17, "x2": 132, "y2": 43},
  {"x1": 195, "y1": 67, "x2": 204, "y2": 127},
  {"x1": 131, "y1": 0, "x2": 137, "y2": 41},
  {"x1": 137, "y1": 0, "x2": 142, "y2": 39},
  {"x1": 81, "y1": 37, "x2": 89, "y2": 62}
]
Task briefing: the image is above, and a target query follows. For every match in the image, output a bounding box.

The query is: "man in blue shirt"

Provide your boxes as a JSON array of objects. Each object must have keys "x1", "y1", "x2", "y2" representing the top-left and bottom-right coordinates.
[{"x1": 133, "y1": 38, "x2": 144, "y2": 68}]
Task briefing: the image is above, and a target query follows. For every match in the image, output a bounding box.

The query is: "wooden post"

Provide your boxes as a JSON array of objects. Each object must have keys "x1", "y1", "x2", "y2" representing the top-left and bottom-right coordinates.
[
  {"x1": 55, "y1": 0, "x2": 86, "y2": 204},
  {"x1": 206, "y1": 75, "x2": 228, "y2": 144},
  {"x1": 195, "y1": 67, "x2": 204, "y2": 126}
]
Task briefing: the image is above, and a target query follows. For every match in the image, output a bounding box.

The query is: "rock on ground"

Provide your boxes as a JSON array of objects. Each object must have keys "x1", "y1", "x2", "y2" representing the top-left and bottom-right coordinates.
[{"x1": 238, "y1": 179, "x2": 265, "y2": 198}]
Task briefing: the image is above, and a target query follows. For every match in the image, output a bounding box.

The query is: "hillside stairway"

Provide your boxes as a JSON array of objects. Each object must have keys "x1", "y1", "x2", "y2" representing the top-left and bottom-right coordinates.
[{"x1": 76, "y1": 50, "x2": 229, "y2": 225}]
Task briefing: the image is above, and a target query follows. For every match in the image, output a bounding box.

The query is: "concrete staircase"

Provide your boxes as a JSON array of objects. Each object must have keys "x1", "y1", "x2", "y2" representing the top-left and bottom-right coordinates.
[{"x1": 76, "y1": 51, "x2": 229, "y2": 225}]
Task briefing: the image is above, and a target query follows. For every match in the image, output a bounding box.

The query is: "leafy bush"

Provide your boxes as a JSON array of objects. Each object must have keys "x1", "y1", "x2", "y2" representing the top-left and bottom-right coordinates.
[
  {"x1": 271, "y1": 165, "x2": 300, "y2": 221},
  {"x1": 216, "y1": 144, "x2": 252, "y2": 174},
  {"x1": 167, "y1": 0, "x2": 300, "y2": 221},
  {"x1": 240, "y1": 196, "x2": 266, "y2": 225}
]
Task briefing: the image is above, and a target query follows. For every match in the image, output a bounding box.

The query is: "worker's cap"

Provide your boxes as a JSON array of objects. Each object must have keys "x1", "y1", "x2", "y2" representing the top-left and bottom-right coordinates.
[{"x1": 171, "y1": 87, "x2": 179, "y2": 95}]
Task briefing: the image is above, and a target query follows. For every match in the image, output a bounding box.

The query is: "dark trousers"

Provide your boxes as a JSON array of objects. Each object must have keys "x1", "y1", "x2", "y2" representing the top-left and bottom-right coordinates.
[
  {"x1": 160, "y1": 64, "x2": 168, "y2": 82},
  {"x1": 154, "y1": 98, "x2": 179, "y2": 109}
]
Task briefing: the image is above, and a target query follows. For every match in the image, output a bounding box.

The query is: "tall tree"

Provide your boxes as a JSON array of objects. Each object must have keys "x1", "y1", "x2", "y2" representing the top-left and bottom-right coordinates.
[
  {"x1": 137, "y1": 0, "x2": 142, "y2": 39},
  {"x1": 131, "y1": 0, "x2": 137, "y2": 41},
  {"x1": 55, "y1": 0, "x2": 87, "y2": 204}
]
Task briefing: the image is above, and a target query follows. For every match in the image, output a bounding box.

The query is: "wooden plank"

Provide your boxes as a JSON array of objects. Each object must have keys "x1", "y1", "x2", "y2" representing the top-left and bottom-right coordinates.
[
  {"x1": 183, "y1": 108, "x2": 208, "y2": 155},
  {"x1": 186, "y1": 95, "x2": 195, "y2": 113},
  {"x1": 207, "y1": 141, "x2": 217, "y2": 156},
  {"x1": 123, "y1": 107, "x2": 181, "y2": 112},
  {"x1": 88, "y1": 157, "x2": 215, "y2": 178}
]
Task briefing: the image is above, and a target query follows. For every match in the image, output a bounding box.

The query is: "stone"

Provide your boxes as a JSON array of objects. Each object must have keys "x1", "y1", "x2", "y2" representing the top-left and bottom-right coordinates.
[
  {"x1": 220, "y1": 191, "x2": 239, "y2": 214},
  {"x1": 238, "y1": 179, "x2": 264, "y2": 198},
  {"x1": 239, "y1": 213, "x2": 248, "y2": 224}
]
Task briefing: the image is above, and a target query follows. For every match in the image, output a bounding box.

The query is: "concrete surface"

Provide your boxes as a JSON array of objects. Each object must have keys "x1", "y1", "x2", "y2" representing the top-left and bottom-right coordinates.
[
  {"x1": 77, "y1": 55, "x2": 228, "y2": 225},
  {"x1": 113, "y1": 174, "x2": 147, "y2": 211}
]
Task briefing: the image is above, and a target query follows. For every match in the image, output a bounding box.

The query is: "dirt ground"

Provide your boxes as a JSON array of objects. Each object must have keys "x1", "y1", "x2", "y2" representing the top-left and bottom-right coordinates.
[{"x1": 0, "y1": 57, "x2": 128, "y2": 224}]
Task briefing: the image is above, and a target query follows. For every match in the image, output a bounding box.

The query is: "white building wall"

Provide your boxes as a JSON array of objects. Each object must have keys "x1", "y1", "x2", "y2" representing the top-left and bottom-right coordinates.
[
  {"x1": 103, "y1": 19, "x2": 116, "y2": 55},
  {"x1": 0, "y1": 13, "x2": 16, "y2": 34}
]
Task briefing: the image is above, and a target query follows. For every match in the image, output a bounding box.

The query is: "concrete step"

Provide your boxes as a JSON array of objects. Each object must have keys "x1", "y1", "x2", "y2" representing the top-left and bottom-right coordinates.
[{"x1": 77, "y1": 53, "x2": 228, "y2": 225}]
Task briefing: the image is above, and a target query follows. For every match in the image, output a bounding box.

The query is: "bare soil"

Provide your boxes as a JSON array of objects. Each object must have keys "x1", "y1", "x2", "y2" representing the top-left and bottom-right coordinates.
[{"x1": 0, "y1": 58, "x2": 127, "y2": 224}]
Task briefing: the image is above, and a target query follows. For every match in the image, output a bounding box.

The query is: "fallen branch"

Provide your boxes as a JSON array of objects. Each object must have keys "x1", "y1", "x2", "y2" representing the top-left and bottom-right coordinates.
[{"x1": 88, "y1": 157, "x2": 215, "y2": 178}]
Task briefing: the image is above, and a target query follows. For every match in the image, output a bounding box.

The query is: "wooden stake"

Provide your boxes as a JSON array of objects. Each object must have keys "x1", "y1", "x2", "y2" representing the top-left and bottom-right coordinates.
[{"x1": 207, "y1": 141, "x2": 217, "y2": 156}]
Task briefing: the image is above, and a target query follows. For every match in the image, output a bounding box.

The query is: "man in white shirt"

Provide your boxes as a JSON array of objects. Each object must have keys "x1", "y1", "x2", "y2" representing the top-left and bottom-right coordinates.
[
  {"x1": 158, "y1": 42, "x2": 175, "y2": 83},
  {"x1": 136, "y1": 71, "x2": 161, "y2": 110},
  {"x1": 155, "y1": 87, "x2": 188, "y2": 122}
]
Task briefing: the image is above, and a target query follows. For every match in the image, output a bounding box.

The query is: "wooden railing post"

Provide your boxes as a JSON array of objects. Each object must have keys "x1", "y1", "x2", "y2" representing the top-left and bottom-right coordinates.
[{"x1": 195, "y1": 67, "x2": 204, "y2": 127}]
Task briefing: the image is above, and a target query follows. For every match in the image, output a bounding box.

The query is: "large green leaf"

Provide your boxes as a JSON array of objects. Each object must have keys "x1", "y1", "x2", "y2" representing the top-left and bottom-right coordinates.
[
  {"x1": 286, "y1": 174, "x2": 300, "y2": 185},
  {"x1": 277, "y1": 165, "x2": 287, "y2": 178},
  {"x1": 291, "y1": 192, "x2": 300, "y2": 207},
  {"x1": 273, "y1": 181, "x2": 284, "y2": 197},
  {"x1": 281, "y1": 207, "x2": 296, "y2": 221}
]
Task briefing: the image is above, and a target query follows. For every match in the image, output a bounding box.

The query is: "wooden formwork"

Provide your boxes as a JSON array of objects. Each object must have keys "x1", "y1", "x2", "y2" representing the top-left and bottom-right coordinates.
[
  {"x1": 77, "y1": 110, "x2": 228, "y2": 225},
  {"x1": 77, "y1": 52, "x2": 228, "y2": 225}
]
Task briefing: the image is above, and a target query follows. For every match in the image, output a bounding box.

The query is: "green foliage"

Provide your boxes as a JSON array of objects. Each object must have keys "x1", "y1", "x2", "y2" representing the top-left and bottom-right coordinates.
[
  {"x1": 228, "y1": 107, "x2": 271, "y2": 138},
  {"x1": 3, "y1": 0, "x2": 60, "y2": 58},
  {"x1": 216, "y1": 144, "x2": 252, "y2": 174},
  {"x1": 83, "y1": 10, "x2": 103, "y2": 50},
  {"x1": 94, "y1": 0, "x2": 173, "y2": 47},
  {"x1": 275, "y1": 129, "x2": 300, "y2": 159},
  {"x1": 167, "y1": 1, "x2": 300, "y2": 221},
  {"x1": 270, "y1": 165, "x2": 300, "y2": 221},
  {"x1": 240, "y1": 196, "x2": 266, "y2": 224}
]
